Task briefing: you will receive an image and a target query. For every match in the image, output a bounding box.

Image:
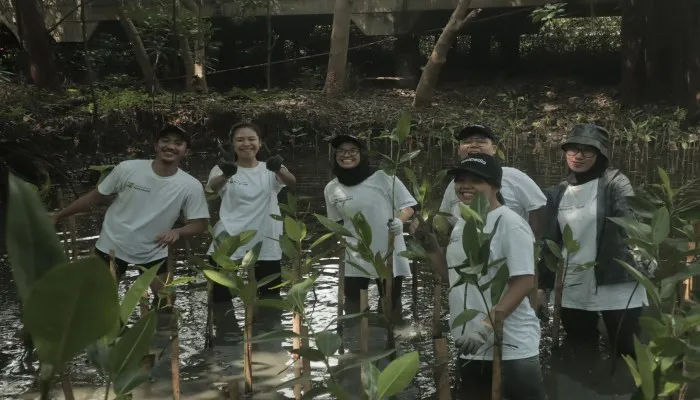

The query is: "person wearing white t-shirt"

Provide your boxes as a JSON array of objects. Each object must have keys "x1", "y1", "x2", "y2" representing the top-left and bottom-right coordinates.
[
  {"x1": 539, "y1": 124, "x2": 647, "y2": 357},
  {"x1": 435, "y1": 124, "x2": 549, "y2": 316},
  {"x1": 206, "y1": 122, "x2": 296, "y2": 302},
  {"x1": 324, "y1": 134, "x2": 417, "y2": 313},
  {"x1": 419, "y1": 153, "x2": 547, "y2": 399},
  {"x1": 53, "y1": 125, "x2": 210, "y2": 304}
]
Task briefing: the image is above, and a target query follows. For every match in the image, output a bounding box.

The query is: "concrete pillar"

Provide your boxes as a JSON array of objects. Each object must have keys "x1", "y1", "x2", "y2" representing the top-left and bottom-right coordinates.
[{"x1": 394, "y1": 34, "x2": 420, "y2": 87}]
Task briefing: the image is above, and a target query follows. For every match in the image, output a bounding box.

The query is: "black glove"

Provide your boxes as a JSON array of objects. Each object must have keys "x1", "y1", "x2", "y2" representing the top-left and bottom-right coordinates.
[
  {"x1": 266, "y1": 155, "x2": 284, "y2": 172},
  {"x1": 217, "y1": 158, "x2": 237, "y2": 178}
]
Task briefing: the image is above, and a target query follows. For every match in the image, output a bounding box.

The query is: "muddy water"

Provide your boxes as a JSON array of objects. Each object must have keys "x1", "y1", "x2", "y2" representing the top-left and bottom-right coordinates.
[{"x1": 1, "y1": 145, "x2": 698, "y2": 399}]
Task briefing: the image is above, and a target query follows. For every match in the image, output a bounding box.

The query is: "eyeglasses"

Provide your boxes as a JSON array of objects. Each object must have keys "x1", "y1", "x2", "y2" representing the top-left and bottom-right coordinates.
[
  {"x1": 335, "y1": 148, "x2": 359, "y2": 156},
  {"x1": 460, "y1": 136, "x2": 492, "y2": 146},
  {"x1": 564, "y1": 146, "x2": 597, "y2": 158}
]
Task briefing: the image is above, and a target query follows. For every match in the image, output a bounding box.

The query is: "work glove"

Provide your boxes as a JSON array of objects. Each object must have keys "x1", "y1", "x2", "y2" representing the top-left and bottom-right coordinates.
[
  {"x1": 454, "y1": 320, "x2": 493, "y2": 356},
  {"x1": 266, "y1": 155, "x2": 284, "y2": 172},
  {"x1": 217, "y1": 158, "x2": 237, "y2": 178},
  {"x1": 387, "y1": 218, "x2": 403, "y2": 235}
]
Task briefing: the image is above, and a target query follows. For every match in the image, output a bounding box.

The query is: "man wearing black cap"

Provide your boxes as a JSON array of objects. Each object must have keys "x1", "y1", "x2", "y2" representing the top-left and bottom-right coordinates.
[
  {"x1": 53, "y1": 124, "x2": 210, "y2": 301},
  {"x1": 439, "y1": 124, "x2": 547, "y2": 240}
]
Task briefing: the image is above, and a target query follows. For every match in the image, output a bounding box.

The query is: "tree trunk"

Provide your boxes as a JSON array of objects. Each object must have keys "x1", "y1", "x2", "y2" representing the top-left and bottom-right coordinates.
[
  {"x1": 686, "y1": 3, "x2": 700, "y2": 122},
  {"x1": 116, "y1": 5, "x2": 162, "y2": 93},
  {"x1": 323, "y1": 0, "x2": 353, "y2": 97},
  {"x1": 15, "y1": 0, "x2": 60, "y2": 89},
  {"x1": 413, "y1": 0, "x2": 479, "y2": 108},
  {"x1": 179, "y1": 0, "x2": 207, "y2": 92},
  {"x1": 179, "y1": 32, "x2": 195, "y2": 91}
]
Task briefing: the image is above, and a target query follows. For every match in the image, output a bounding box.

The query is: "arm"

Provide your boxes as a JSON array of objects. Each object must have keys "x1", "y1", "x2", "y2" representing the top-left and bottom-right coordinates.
[
  {"x1": 208, "y1": 174, "x2": 228, "y2": 193},
  {"x1": 275, "y1": 166, "x2": 296, "y2": 189},
  {"x1": 396, "y1": 206, "x2": 414, "y2": 223},
  {"x1": 489, "y1": 226, "x2": 536, "y2": 321},
  {"x1": 175, "y1": 218, "x2": 208, "y2": 236},
  {"x1": 54, "y1": 188, "x2": 109, "y2": 223},
  {"x1": 491, "y1": 275, "x2": 536, "y2": 320},
  {"x1": 528, "y1": 206, "x2": 546, "y2": 241}
]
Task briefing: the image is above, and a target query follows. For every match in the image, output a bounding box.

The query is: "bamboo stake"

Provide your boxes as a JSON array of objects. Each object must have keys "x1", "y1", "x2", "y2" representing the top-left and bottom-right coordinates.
[
  {"x1": 384, "y1": 232, "x2": 395, "y2": 362},
  {"x1": 244, "y1": 303, "x2": 253, "y2": 395},
  {"x1": 360, "y1": 289, "x2": 369, "y2": 400},
  {"x1": 337, "y1": 256, "x2": 345, "y2": 355},
  {"x1": 411, "y1": 262, "x2": 418, "y2": 322},
  {"x1": 552, "y1": 262, "x2": 565, "y2": 349},
  {"x1": 205, "y1": 280, "x2": 214, "y2": 349},
  {"x1": 292, "y1": 258, "x2": 303, "y2": 399},
  {"x1": 227, "y1": 380, "x2": 240, "y2": 400},
  {"x1": 109, "y1": 250, "x2": 118, "y2": 282},
  {"x1": 60, "y1": 370, "x2": 75, "y2": 400},
  {"x1": 432, "y1": 279, "x2": 451, "y2": 400},
  {"x1": 491, "y1": 310, "x2": 505, "y2": 400},
  {"x1": 167, "y1": 248, "x2": 181, "y2": 400}
]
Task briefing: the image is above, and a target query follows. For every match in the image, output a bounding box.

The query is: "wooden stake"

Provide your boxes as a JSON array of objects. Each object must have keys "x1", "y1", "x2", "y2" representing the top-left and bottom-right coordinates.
[
  {"x1": 337, "y1": 256, "x2": 345, "y2": 355},
  {"x1": 411, "y1": 262, "x2": 418, "y2": 322},
  {"x1": 491, "y1": 310, "x2": 505, "y2": 400},
  {"x1": 167, "y1": 248, "x2": 181, "y2": 400},
  {"x1": 360, "y1": 289, "x2": 369, "y2": 400},
  {"x1": 433, "y1": 338, "x2": 451, "y2": 400},
  {"x1": 227, "y1": 380, "x2": 240, "y2": 400},
  {"x1": 244, "y1": 303, "x2": 253, "y2": 395},
  {"x1": 292, "y1": 258, "x2": 303, "y2": 399},
  {"x1": 384, "y1": 231, "x2": 395, "y2": 361},
  {"x1": 60, "y1": 370, "x2": 75, "y2": 400},
  {"x1": 205, "y1": 280, "x2": 214, "y2": 349},
  {"x1": 301, "y1": 325, "x2": 311, "y2": 393},
  {"x1": 56, "y1": 188, "x2": 70, "y2": 260},
  {"x1": 552, "y1": 262, "x2": 565, "y2": 349},
  {"x1": 108, "y1": 250, "x2": 118, "y2": 282}
]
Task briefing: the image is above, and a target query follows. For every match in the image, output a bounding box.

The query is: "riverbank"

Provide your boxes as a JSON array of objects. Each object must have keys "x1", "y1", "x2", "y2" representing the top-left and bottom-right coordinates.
[{"x1": 2, "y1": 78, "x2": 698, "y2": 159}]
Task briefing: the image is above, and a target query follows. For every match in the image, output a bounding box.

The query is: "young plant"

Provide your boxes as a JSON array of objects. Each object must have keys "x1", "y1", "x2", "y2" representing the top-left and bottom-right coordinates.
[{"x1": 609, "y1": 167, "x2": 700, "y2": 400}]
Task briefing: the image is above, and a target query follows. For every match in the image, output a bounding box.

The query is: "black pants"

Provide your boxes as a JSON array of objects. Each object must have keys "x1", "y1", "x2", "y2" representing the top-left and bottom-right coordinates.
[
  {"x1": 459, "y1": 355, "x2": 548, "y2": 400},
  {"x1": 210, "y1": 257, "x2": 282, "y2": 302},
  {"x1": 344, "y1": 276, "x2": 403, "y2": 311},
  {"x1": 561, "y1": 307, "x2": 642, "y2": 357},
  {"x1": 94, "y1": 248, "x2": 168, "y2": 279}
]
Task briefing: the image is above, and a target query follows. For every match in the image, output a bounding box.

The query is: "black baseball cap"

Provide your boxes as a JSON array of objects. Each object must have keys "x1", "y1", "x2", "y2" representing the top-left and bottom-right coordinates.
[
  {"x1": 156, "y1": 124, "x2": 190, "y2": 144},
  {"x1": 330, "y1": 134, "x2": 365, "y2": 149},
  {"x1": 447, "y1": 153, "x2": 503, "y2": 187},
  {"x1": 455, "y1": 124, "x2": 500, "y2": 143}
]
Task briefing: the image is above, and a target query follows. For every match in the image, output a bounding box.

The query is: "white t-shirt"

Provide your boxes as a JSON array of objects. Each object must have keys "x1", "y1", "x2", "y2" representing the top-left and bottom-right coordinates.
[
  {"x1": 440, "y1": 167, "x2": 546, "y2": 220},
  {"x1": 446, "y1": 205, "x2": 541, "y2": 361},
  {"x1": 556, "y1": 179, "x2": 648, "y2": 311},
  {"x1": 205, "y1": 162, "x2": 285, "y2": 261},
  {"x1": 95, "y1": 159, "x2": 210, "y2": 264},
  {"x1": 324, "y1": 170, "x2": 417, "y2": 278}
]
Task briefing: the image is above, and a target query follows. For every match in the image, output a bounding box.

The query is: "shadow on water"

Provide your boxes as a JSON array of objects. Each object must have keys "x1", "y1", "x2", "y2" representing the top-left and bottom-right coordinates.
[{"x1": 1, "y1": 146, "x2": 698, "y2": 399}]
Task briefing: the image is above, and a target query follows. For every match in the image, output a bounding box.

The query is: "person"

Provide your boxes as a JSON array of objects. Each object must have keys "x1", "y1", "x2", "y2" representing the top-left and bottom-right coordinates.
[
  {"x1": 206, "y1": 122, "x2": 296, "y2": 302},
  {"x1": 538, "y1": 123, "x2": 647, "y2": 357},
  {"x1": 324, "y1": 134, "x2": 417, "y2": 313},
  {"x1": 421, "y1": 153, "x2": 547, "y2": 400},
  {"x1": 53, "y1": 124, "x2": 210, "y2": 305}
]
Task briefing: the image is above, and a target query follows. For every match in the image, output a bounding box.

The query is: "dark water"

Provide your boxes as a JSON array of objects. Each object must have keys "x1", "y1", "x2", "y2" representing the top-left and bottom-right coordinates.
[{"x1": 1, "y1": 145, "x2": 698, "y2": 399}]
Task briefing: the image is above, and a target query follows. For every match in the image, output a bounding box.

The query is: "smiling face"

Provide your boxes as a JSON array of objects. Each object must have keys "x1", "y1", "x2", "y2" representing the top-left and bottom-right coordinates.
[
  {"x1": 232, "y1": 127, "x2": 261, "y2": 160},
  {"x1": 154, "y1": 134, "x2": 188, "y2": 164},
  {"x1": 334, "y1": 142, "x2": 361, "y2": 169},
  {"x1": 564, "y1": 144, "x2": 598, "y2": 173},
  {"x1": 454, "y1": 172, "x2": 496, "y2": 204},
  {"x1": 457, "y1": 134, "x2": 498, "y2": 159}
]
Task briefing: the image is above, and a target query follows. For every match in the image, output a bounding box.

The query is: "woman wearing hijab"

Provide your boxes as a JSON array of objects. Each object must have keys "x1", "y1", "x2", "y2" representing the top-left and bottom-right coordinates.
[
  {"x1": 206, "y1": 122, "x2": 296, "y2": 302},
  {"x1": 539, "y1": 124, "x2": 647, "y2": 357},
  {"x1": 324, "y1": 134, "x2": 417, "y2": 313}
]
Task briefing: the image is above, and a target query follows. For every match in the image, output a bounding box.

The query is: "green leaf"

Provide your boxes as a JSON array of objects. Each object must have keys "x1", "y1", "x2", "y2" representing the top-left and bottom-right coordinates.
[
  {"x1": 292, "y1": 347, "x2": 326, "y2": 362},
  {"x1": 459, "y1": 203, "x2": 484, "y2": 226},
  {"x1": 241, "y1": 242, "x2": 263, "y2": 269},
  {"x1": 376, "y1": 351, "x2": 420, "y2": 398},
  {"x1": 315, "y1": 331, "x2": 342, "y2": 357},
  {"x1": 451, "y1": 309, "x2": 482, "y2": 330},
  {"x1": 626, "y1": 195, "x2": 657, "y2": 219},
  {"x1": 6, "y1": 172, "x2": 69, "y2": 301},
  {"x1": 395, "y1": 111, "x2": 412, "y2": 143},
  {"x1": 657, "y1": 167, "x2": 673, "y2": 203},
  {"x1": 113, "y1": 368, "x2": 151, "y2": 396},
  {"x1": 109, "y1": 311, "x2": 157, "y2": 377},
  {"x1": 615, "y1": 259, "x2": 660, "y2": 308},
  {"x1": 361, "y1": 362, "x2": 380, "y2": 399},
  {"x1": 120, "y1": 263, "x2": 161, "y2": 323},
  {"x1": 461, "y1": 217, "x2": 481, "y2": 264},
  {"x1": 285, "y1": 216, "x2": 305, "y2": 242},
  {"x1": 330, "y1": 348, "x2": 397, "y2": 375},
  {"x1": 169, "y1": 276, "x2": 196, "y2": 286},
  {"x1": 86, "y1": 341, "x2": 110, "y2": 375},
  {"x1": 489, "y1": 263, "x2": 510, "y2": 306},
  {"x1": 398, "y1": 150, "x2": 421, "y2": 165},
  {"x1": 286, "y1": 278, "x2": 314, "y2": 312},
  {"x1": 609, "y1": 217, "x2": 652, "y2": 241},
  {"x1": 247, "y1": 329, "x2": 302, "y2": 344},
  {"x1": 256, "y1": 273, "x2": 281, "y2": 290},
  {"x1": 315, "y1": 214, "x2": 354, "y2": 237},
  {"x1": 256, "y1": 298, "x2": 293, "y2": 311},
  {"x1": 633, "y1": 336, "x2": 655, "y2": 400},
  {"x1": 239, "y1": 282, "x2": 257, "y2": 306},
  {"x1": 651, "y1": 207, "x2": 671, "y2": 245},
  {"x1": 203, "y1": 269, "x2": 239, "y2": 290},
  {"x1": 351, "y1": 212, "x2": 373, "y2": 246},
  {"x1": 310, "y1": 232, "x2": 334, "y2": 250},
  {"x1": 623, "y1": 354, "x2": 643, "y2": 388},
  {"x1": 545, "y1": 240, "x2": 563, "y2": 260},
  {"x1": 24, "y1": 257, "x2": 119, "y2": 367},
  {"x1": 279, "y1": 235, "x2": 300, "y2": 259},
  {"x1": 653, "y1": 337, "x2": 687, "y2": 357},
  {"x1": 562, "y1": 224, "x2": 580, "y2": 254},
  {"x1": 301, "y1": 386, "x2": 330, "y2": 400}
]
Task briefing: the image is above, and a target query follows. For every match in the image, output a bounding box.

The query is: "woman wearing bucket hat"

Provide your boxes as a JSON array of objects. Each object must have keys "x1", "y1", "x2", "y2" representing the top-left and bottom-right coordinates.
[
  {"x1": 324, "y1": 134, "x2": 417, "y2": 314},
  {"x1": 538, "y1": 123, "x2": 647, "y2": 357},
  {"x1": 422, "y1": 153, "x2": 546, "y2": 399}
]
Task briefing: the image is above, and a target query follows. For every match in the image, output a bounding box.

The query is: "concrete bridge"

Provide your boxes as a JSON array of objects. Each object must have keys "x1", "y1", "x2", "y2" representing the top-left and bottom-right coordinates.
[{"x1": 2, "y1": 0, "x2": 619, "y2": 44}]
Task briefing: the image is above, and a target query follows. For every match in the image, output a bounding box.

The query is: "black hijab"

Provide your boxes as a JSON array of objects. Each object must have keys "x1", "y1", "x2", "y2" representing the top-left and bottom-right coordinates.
[
  {"x1": 333, "y1": 152, "x2": 376, "y2": 186},
  {"x1": 566, "y1": 152, "x2": 609, "y2": 186}
]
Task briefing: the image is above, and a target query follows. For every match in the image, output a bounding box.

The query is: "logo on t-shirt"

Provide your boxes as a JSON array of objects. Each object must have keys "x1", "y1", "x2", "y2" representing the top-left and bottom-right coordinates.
[
  {"x1": 125, "y1": 181, "x2": 152, "y2": 193},
  {"x1": 333, "y1": 196, "x2": 354, "y2": 209}
]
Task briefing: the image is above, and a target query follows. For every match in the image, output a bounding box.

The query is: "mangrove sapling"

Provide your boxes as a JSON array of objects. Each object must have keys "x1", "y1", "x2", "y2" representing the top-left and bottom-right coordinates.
[
  {"x1": 5, "y1": 172, "x2": 147, "y2": 400},
  {"x1": 541, "y1": 224, "x2": 596, "y2": 349},
  {"x1": 608, "y1": 167, "x2": 700, "y2": 400}
]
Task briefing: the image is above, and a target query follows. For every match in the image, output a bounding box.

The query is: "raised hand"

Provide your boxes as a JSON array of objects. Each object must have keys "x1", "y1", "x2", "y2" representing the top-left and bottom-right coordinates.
[
  {"x1": 217, "y1": 158, "x2": 238, "y2": 178},
  {"x1": 266, "y1": 154, "x2": 284, "y2": 172}
]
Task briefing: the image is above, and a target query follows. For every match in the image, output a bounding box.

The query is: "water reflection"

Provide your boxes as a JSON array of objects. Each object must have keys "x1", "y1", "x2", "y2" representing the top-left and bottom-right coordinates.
[{"x1": 2, "y1": 147, "x2": 698, "y2": 398}]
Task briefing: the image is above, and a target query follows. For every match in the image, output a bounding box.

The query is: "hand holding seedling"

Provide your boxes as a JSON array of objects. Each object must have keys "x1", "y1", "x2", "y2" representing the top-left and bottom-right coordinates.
[
  {"x1": 156, "y1": 229, "x2": 180, "y2": 248},
  {"x1": 454, "y1": 318, "x2": 494, "y2": 355},
  {"x1": 387, "y1": 217, "x2": 403, "y2": 234},
  {"x1": 266, "y1": 155, "x2": 284, "y2": 172}
]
